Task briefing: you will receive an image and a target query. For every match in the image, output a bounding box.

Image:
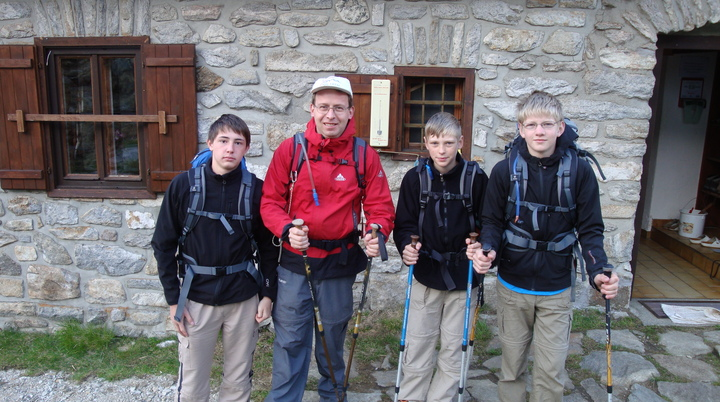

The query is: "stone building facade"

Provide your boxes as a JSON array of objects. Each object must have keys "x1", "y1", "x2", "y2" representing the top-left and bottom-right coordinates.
[{"x1": 0, "y1": 0, "x2": 710, "y2": 336}]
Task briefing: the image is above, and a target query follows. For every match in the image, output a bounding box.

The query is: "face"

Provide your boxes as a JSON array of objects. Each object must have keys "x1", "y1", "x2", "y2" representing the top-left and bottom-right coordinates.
[
  {"x1": 425, "y1": 133, "x2": 463, "y2": 174},
  {"x1": 310, "y1": 90, "x2": 354, "y2": 139},
  {"x1": 207, "y1": 128, "x2": 249, "y2": 175},
  {"x1": 518, "y1": 113, "x2": 565, "y2": 158}
]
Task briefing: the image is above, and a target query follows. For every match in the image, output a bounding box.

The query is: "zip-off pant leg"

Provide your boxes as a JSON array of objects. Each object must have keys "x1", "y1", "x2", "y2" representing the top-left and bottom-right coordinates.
[
  {"x1": 265, "y1": 266, "x2": 314, "y2": 402},
  {"x1": 313, "y1": 273, "x2": 355, "y2": 402},
  {"x1": 497, "y1": 281, "x2": 571, "y2": 402},
  {"x1": 177, "y1": 299, "x2": 259, "y2": 402},
  {"x1": 399, "y1": 280, "x2": 478, "y2": 402}
]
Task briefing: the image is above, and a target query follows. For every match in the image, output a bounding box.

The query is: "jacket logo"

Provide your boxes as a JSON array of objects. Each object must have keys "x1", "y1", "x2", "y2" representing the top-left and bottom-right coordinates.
[
  {"x1": 377, "y1": 171, "x2": 384, "y2": 178},
  {"x1": 335, "y1": 173, "x2": 346, "y2": 181}
]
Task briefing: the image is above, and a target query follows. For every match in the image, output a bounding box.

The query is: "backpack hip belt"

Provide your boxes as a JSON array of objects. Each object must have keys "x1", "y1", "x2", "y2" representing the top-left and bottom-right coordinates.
[{"x1": 174, "y1": 254, "x2": 261, "y2": 322}]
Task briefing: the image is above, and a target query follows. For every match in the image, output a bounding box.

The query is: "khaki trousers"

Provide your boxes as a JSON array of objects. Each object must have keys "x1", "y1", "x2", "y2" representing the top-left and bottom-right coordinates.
[
  {"x1": 177, "y1": 298, "x2": 259, "y2": 402},
  {"x1": 399, "y1": 279, "x2": 479, "y2": 402},
  {"x1": 497, "y1": 281, "x2": 572, "y2": 402}
]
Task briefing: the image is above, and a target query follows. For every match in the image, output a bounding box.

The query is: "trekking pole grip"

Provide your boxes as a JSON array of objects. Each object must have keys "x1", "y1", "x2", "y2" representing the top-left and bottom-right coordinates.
[
  {"x1": 292, "y1": 218, "x2": 304, "y2": 229},
  {"x1": 603, "y1": 264, "x2": 613, "y2": 278},
  {"x1": 469, "y1": 232, "x2": 478, "y2": 244},
  {"x1": 371, "y1": 223, "x2": 379, "y2": 239},
  {"x1": 410, "y1": 235, "x2": 419, "y2": 249}
]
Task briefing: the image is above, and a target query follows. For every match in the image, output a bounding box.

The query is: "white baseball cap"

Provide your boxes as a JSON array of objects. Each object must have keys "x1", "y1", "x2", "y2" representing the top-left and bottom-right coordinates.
[{"x1": 311, "y1": 76, "x2": 353, "y2": 98}]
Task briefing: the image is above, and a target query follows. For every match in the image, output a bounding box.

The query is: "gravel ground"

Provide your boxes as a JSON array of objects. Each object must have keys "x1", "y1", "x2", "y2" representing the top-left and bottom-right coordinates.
[{"x1": 0, "y1": 370, "x2": 180, "y2": 402}]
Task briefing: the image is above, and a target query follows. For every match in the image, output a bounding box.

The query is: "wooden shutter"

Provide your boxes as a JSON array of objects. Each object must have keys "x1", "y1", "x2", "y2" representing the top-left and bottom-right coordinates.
[
  {"x1": 143, "y1": 44, "x2": 197, "y2": 193},
  {"x1": 341, "y1": 74, "x2": 399, "y2": 152},
  {"x1": 0, "y1": 45, "x2": 48, "y2": 190}
]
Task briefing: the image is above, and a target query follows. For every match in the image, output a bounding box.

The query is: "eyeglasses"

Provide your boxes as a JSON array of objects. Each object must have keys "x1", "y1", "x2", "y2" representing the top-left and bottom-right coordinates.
[
  {"x1": 521, "y1": 121, "x2": 559, "y2": 131},
  {"x1": 314, "y1": 105, "x2": 349, "y2": 114}
]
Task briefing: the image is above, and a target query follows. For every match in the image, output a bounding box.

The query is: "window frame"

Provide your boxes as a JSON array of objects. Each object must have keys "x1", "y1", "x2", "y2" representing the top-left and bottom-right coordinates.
[
  {"x1": 0, "y1": 37, "x2": 199, "y2": 198},
  {"x1": 342, "y1": 67, "x2": 474, "y2": 161}
]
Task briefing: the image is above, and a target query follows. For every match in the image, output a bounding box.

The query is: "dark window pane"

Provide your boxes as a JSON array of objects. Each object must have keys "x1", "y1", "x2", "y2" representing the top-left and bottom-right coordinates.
[
  {"x1": 426, "y1": 83, "x2": 443, "y2": 100},
  {"x1": 444, "y1": 84, "x2": 456, "y2": 101},
  {"x1": 409, "y1": 104, "x2": 423, "y2": 124},
  {"x1": 105, "y1": 57, "x2": 136, "y2": 114},
  {"x1": 60, "y1": 58, "x2": 92, "y2": 114},
  {"x1": 409, "y1": 83, "x2": 423, "y2": 100},
  {"x1": 106, "y1": 122, "x2": 140, "y2": 176},
  {"x1": 409, "y1": 127, "x2": 422, "y2": 144},
  {"x1": 426, "y1": 104, "x2": 442, "y2": 119},
  {"x1": 63, "y1": 122, "x2": 97, "y2": 175}
]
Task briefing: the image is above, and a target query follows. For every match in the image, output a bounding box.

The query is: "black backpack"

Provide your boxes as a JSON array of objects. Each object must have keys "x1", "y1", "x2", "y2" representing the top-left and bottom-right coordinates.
[
  {"x1": 178, "y1": 165, "x2": 259, "y2": 268},
  {"x1": 416, "y1": 157, "x2": 482, "y2": 244},
  {"x1": 503, "y1": 118, "x2": 605, "y2": 299}
]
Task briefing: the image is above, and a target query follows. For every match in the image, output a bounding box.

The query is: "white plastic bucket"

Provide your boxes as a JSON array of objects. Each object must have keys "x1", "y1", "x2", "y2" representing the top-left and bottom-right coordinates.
[{"x1": 678, "y1": 208, "x2": 707, "y2": 238}]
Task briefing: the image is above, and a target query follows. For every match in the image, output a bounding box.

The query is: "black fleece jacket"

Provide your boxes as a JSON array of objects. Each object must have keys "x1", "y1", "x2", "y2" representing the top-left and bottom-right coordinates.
[
  {"x1": 152, "y1": 163, "x2": 278, "y2": 307},
  {"x1": 481, "y1": 128, "x2": 607, "y2": 292},
  {"x1": 394, "y1": 155, "x2": 488, "y2": 291}
]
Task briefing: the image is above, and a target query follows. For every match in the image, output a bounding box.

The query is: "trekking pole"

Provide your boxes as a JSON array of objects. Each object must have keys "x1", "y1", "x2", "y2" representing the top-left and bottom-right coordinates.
[
  {"x1": 394, "y1": 234, "x2": 419, "y2": 402},
  {"x1": 458, "y1": 232, "x2": 478, "y2": 402},
  {"x1": 603, "y1": 264, "x2": 614, "y2": 402},
  {"x1": 292, "y1": 218, "x2": 340, "y2": 402},
  {"x1": 341, "y1": 223, "x2": 380, "y2": 401}
]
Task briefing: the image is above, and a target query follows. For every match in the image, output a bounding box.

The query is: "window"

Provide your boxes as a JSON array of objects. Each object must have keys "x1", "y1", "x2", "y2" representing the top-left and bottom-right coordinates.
[
  {"x1": 0, "y1": 37, "x2": 198, "y2": 198},
  {"x1": 49, "y1": 49, "x2": 143, "y2": 186},
  {"x1": 342, "y1": 67, "x2": 474, "y2": 160}
]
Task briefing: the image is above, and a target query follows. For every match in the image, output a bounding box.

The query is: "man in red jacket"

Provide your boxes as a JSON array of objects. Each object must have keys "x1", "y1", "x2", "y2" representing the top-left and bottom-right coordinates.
[{"x1": 261, "y1": 76, "x2": 395, "y2": 401}]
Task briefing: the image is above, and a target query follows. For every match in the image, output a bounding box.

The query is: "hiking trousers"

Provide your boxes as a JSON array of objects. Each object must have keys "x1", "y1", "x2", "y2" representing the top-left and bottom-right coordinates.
[
  {"x1": 265, "y1": 266, "x2": 355, "y2": 402},
  {"x1": 497, "y1": 281, "x2": 572, "y2": 402},
  {"x1": 398, "y1": 279, "x2": 479, "y2": 402},
  {"x1": 176, "y1": 297, "x2": 259, "y2": 402}
]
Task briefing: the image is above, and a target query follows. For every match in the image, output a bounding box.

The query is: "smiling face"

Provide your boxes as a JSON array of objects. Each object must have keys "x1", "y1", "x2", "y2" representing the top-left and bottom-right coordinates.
[
  {"x1": 207, "y1": 129, "x2": 248, "y2": 175},
  {"x1": 518, "y1": 113, "x2": 565, "y2": 159},
  {"x1": 310, "y1": 89, "x2": 354, "y2": 139}
]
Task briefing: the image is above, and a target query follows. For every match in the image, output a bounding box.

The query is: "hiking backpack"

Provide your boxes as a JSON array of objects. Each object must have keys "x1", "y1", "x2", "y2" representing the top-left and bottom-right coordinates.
[
  {"x1": 177, "y1": 165, "x2": 260, "y2": 275},
  {"x1": 416, "y1": 157, "x2": 482, "y2": 244},
  {"x1": 289, "y1": 132, "x2": 367, "y2": 190},
  {"x1": 503, "y1": 118, "x2": 606, "y2": 299}
]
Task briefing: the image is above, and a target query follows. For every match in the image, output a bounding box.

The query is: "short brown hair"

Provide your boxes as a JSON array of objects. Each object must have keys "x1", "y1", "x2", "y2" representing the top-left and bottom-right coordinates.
[{"x1": 207, "y1": 114, "x2": 251, "y2": 144}]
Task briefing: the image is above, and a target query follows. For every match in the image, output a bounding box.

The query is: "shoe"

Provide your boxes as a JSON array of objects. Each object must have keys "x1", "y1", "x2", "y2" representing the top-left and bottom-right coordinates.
[
  {"x1": 691, "y1": 235, "x2": 712, "y2": 244},
  {"x1": 701, "y1": 238, "x2": 720, "y2": 248},
  {"x1": 664, "y1": 219, "x2": 680, "y2": 231}
]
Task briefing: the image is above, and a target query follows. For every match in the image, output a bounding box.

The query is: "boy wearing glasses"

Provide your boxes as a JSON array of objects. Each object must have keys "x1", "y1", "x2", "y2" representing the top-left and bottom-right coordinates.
[
  {"x1": 467, "y1": 91, "x2": 618, "y2": 401},
  {"x1": 261, "y1": 76, "x2": 395, "y2": 401}
]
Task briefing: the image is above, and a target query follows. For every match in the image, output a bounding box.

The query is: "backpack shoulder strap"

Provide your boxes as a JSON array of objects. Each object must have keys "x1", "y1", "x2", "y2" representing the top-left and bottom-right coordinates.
[
  {"x1": 506, "y1": 147, "x2": 527, "y2": 223},
  {"x1": 415, "y1": 158, "x2": 432, "y2": 243},
  {"x1": 460, "y1": 160, "x2": 480, "y2": 233},
  {"x1": 353, "y1": 137, "x2": 367, "y2": 189},
  {"x1": 290, "y1": 132, "x2": 307, "y2": 179},
  {"x1": 238, "y1": 171, "x2": 260, "y2": 261},
  {"x1": 179, "y1": 166, "x2": 206, "y2": 248}
]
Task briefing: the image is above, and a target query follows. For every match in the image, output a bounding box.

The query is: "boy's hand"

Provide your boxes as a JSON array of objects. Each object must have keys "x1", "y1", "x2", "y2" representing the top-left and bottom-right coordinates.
[
  {"x1": 288, "y1": 224, "x2": 309, "y2": 251},
  {"x1": 256, "y1": 297, "x2": 272, "y2": 323},
  {"x1": 170, "y1": 304, "x2": 194, "y2": 337},
  {"x1": 594, "y1": 272, "x2": 619, "y2": 299},
  {"x1": 466, "y1": 239, "x2": 495, "y2": 274},
  {"x1": 363, "y1": 233, "x2": 380, "y2": 258},
  {"x1": 402, "y1": 241, "x2": 421, "y2": 266}
]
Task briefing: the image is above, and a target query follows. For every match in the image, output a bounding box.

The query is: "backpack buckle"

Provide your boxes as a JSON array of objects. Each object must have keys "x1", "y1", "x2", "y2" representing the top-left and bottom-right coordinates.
[
  {"x1": 510, "y1": 173, "x2": 520, "y2": 182},
  {"x1": 214, "y1": 266, "x2": 227, "y2": 276}
]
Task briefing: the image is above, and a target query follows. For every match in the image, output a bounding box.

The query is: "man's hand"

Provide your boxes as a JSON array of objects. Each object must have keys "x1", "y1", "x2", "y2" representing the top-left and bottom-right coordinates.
[
  {"x1": 466, "y1": 239, "x2": 495, "y2": 275},
  {"x1": 256, "y1": 297, "x2": 272, "y2": 323},
  {"x1": 401, "y1": 241, "x2": 421, "y2": 266},
  {"x1": 594, "y1": 272, "x2": 620, "y2": 299},
  {"x1": 288, "y1": 224, "x2": 309, "y2": 251},
  {"x1": 363, "y1": 232, "x2": 380, "y2": 258},
  {"x1": 169, "y1": 304, "x2": 194, "y2": 337}
]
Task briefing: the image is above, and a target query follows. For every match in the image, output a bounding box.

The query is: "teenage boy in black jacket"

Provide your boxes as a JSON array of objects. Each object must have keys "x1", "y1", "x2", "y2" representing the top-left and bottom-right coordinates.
[
  {"x1": 467, "y1": 91, "x2": 619, "y2": 401},
  {"x1": 152, "y1": 114, "x2": 278, "y2": 401},
  {"x1": 393, "y1": 112, "x2": 488, "y2": 401}
]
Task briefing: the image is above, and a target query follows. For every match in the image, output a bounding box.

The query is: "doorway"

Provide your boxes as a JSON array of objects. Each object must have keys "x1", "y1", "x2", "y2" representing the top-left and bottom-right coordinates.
[{"x1": 633, "y1": 31, "x2": 720, "y2": 300}]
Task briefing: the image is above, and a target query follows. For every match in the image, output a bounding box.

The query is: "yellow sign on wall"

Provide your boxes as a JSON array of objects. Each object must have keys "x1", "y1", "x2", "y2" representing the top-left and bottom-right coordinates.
[{"x1": 370, "y1": 79, "x2": 390, "y2": 147}]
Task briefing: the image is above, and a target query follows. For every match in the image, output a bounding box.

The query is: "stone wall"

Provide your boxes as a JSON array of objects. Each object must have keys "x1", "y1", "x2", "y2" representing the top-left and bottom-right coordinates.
[{"x1": 0, "y1": 0, "x2": 715, "y2": 336}]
